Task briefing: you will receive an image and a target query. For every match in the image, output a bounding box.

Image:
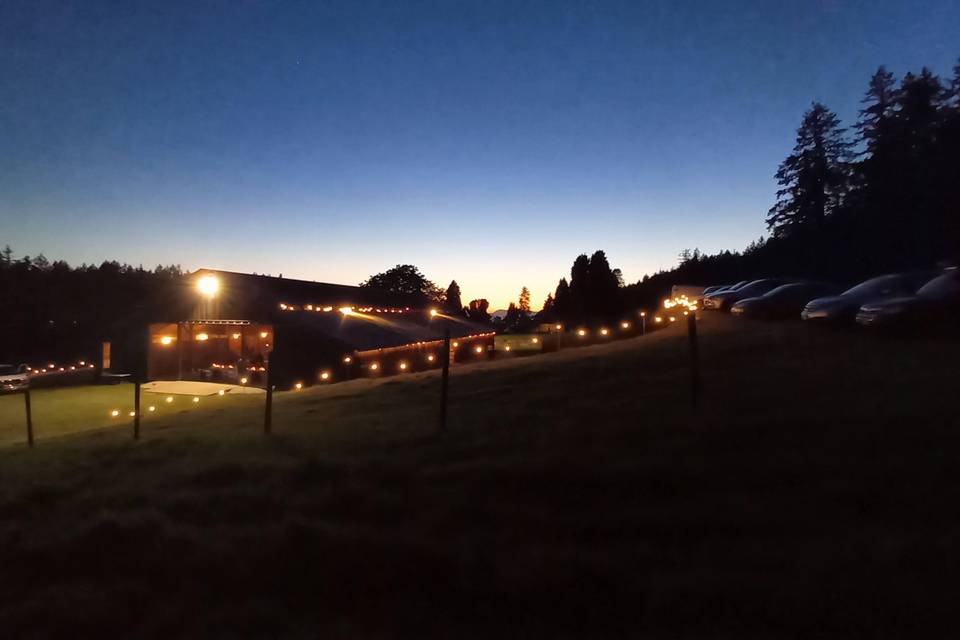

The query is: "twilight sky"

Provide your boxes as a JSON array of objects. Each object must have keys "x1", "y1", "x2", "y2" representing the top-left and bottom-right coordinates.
[{"x1": 1, "y1": 1, "x2": 958, "y2": 309}]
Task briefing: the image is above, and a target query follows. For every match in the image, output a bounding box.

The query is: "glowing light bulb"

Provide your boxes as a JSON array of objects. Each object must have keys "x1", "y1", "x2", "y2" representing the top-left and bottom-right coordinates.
[
  {"x1": 197, "y1": 275, "x2": 219, "y2": 297},
  {"x1": 160, "y1": 336, "x2": 173, "y2": 345},
  {"x1": 260, "y1": 331, "x2": 268, "y2": 339},
  {"x1": 343, "y1": 356, "x2": 352, "y2": 364},
  {"x1": 621, "y1": 322, "x2": 630, "y2": 329},
  {"x1": 166, "y1": 396, "x2": 174, "y2": 403},
  {"x1": 240, "y1": 377, "x2": 248, "y2": 384},
  {"x1": 218, "y1": 389, "x2": 225, "y2": 396},
  {"x1": 232, "y1": 333, "x2": 241, "y2": 339},
  {"x1": 196, "y1": 333, "x2": 209, "y2": 341},
  {"x1": 110, "y1": 410, "x2": 120, "y2": 417},
  {"x1": 505, "y1": 345, "x2": 512, "y2": 352},
  {"x1": 399, "y1": 362, "x2": 408, "y2": 370},
  {"x1": 148, "y1": 406, "x2": 156, "y2": 412},
  {"x1": 475, "y1": 345, "x2": 483, "y2": 353},
  {"x1": 427, "y1": 354, "x2": 435, "y2": 362},
  {"x1": 531, "y1": 337, "x2": 539, "y2": 344},
  {"x1": 295, "y1": 383, "x2": 303, "y2": 390},
  {"x1": 192, "y1": 396, "x2": 200, "y2": 403},
  {"x1": 430, "y1": 309, "x2": 438, "y2": 317},
  {"x1": 320, "y1": 371, "x2": 330, "y2": 380},
  {"x1": 600, "y1": 329, "x2": 609, "y2": 336},
  {"x1": 339, "y1": 306, "x2": 354, "y2": 315},
  {"x1": 577, "y1": 329, "x2": 586, "y2": 337},
  {"x1": 452, "y1": 341, "x2": 459, "y2": 348},
  {"x1": 129, "y1": 411, "x2": 136, "y2": 417},
  {"x1": 370, "y1": 363, "x2": 379, "y2": 371}
]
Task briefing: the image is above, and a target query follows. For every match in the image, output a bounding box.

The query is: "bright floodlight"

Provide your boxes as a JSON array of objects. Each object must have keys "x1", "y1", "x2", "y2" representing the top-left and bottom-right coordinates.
[{"x1": 197, "y1": 275, "x2": 219, "y2": 297}]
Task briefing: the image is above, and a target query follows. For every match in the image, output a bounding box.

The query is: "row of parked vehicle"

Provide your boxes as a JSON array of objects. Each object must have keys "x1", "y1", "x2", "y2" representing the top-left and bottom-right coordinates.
[{"x1": 699, "y1": 268, "x2": 960, "y2": 328}]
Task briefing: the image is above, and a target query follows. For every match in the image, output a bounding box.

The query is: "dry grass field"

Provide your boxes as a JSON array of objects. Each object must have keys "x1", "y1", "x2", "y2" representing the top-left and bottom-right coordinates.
[{"x1": 1, "y1": 314, "x2": 958, "y2": 638}]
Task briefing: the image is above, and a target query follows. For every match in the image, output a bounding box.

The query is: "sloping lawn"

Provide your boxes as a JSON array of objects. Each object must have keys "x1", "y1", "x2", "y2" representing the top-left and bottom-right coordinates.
[{"x1": 0, "y1": 315, "x2": 958, "y2": 637}]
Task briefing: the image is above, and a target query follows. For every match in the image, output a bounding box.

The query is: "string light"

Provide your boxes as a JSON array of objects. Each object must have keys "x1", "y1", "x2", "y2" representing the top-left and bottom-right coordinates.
[
  {"x1": 148, "y1": 406, "x2": 156, "y2": 412},
  {"x1": 165, "y1": 396, "x2": 174, "y2": 403},
  {"x1": 452, "y1": 341, "x2": 459, "y2": 348},
  {"x1": 531, "y1": 337, "x2": 539, "y2": 344},
  {"x1": 192, "y1": 396, "x2": 200, "y2": 403},
  {"x1": 669, "y1": 316, "x2": 676, "y2": 322},
  {"x1": 426, "y1": 354, "x2": 435, "y2": 362},
  {"x1": 600, "y1": 328, "x2": 609, "y2": 336},
  {"x1": 504, "y1": 345, "x2": 511, "y2": 352},
  {"x1": 320, "y1": 371, "x2": 330, "y2": 380},
  {"x1": 339, "y1": 306, "x2": 354, "y2": 315},
  {"x1": 232, "y1": 333, "x2": 241, "y2": 339},
  {"x1": 260, "y1": 331, "x2": 268, "y2": 338},
  {"x1": 655, "y1": 317, "x2": 663, "y2": 323},
  {"x1": 621, "y1": 322, "x2": 630, "y2": 329},
  {"x1": 240, "y1": 377, "x2": 248, "y2": 384},
  {"x1": 370, "y1": 362, "x2": 379, "y2": 371},
  {"x1": 399, "y1": 362, "x2": 408, "y2": 370},
  {"x1": 294, "y1": 383, "x2": 303, "y2": 390},
  {"x1": 474, "y1": 345, "x2": 483, "y2": 353},
  {"x1": 343, "y1": 356, "x2": 352, "y2": 364},
  {"x1": 218, "y1": 389, "x2": 226, "y2": 396},
  {"x1": 110, "y1": 410, "x2": 120, "y2": 417},
  {"x1": 577, "y1": 329, "x2": 587, "y2": 337},
  {"x1": 196, "y1": 333, "x2": 209, "y2": 341},
  {"x1": 128, "y1": 411, "x2": 136, "y2": 417}
]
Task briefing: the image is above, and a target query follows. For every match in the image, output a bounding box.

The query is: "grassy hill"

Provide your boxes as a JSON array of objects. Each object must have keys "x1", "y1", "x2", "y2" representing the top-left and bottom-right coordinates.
[{"x1": 1, "y1": 315, "x2": 958, "y2": 637}]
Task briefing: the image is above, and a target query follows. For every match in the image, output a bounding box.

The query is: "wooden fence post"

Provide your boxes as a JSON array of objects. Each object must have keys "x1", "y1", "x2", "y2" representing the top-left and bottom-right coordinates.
[
  {"x1": 264, "y1": 361, "x2": 273, "y2": 435},
  {"x1": 687, "y1": 313, "x2": 702, "y2": 405},
  {"x1": 133, "y1": 380, "x2": 141, "y2": 440},
  {"x1": 24, "y1": 389, "x2": 34, "y2": 447},
  {"x1": 439, "y1": 329, "x2": 451, "y2": 433}
]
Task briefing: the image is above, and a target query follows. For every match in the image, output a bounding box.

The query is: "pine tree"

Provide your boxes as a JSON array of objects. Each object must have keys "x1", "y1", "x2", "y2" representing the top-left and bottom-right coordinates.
[
  {"x1": 553, "y1": 278, "x2": 571, "y2": 318},
  {"x1": 518, "y1": 286, "x2": 531, "y2": 313},
  {"x1": 443, "y1": 280, "x2": 464, "y2": 316},
  {"x1": 766, "y1": 103, "x2": 854, "y2": 237}
]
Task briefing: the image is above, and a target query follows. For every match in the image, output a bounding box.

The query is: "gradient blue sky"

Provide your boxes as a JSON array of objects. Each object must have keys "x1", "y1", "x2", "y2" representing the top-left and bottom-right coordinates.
[{"x1": 2, "y1": 1, "x2": 958, "y2": 309}]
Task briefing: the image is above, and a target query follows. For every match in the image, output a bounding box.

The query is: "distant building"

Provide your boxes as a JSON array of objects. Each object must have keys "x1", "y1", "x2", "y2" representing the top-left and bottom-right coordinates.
[{"x1": 146, "y1": 269, "x2": 494, "y2": 389}]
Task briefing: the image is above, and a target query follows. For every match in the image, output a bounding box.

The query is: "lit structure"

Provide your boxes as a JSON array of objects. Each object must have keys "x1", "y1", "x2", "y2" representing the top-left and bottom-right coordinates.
[{"x1": 143, "y1": 269, "x2": 497, "y2": 390}]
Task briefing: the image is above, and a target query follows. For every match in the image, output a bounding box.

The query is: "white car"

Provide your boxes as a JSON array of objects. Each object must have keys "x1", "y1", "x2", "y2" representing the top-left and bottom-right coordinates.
[{"x1": 0, "y1": 364, "x2": 30, "y2": 393}]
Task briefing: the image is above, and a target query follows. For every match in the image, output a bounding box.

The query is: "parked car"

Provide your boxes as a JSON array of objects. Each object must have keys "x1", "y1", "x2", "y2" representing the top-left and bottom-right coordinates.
[
  {"x1": 856, "y1": 269, "x2": 960, "y2": 329},
  {"x1": 0, "y1": 364, "x2": 30, "y2": 393},
  {"x1": 731, "y1": 282, "x2": 840, "y2": 320},
  {"x1": 701, "y1": 281, "x2": 751, "y2": 309},
  {"x1": 702, "y1": 285, "x2": 727, "y2": 296},
  {"x1": 704, "y1": 278, "x2": 797, "y2": 312},
  {"x1": 801, "y1": 271, "x2": 939, "y2": 324}
]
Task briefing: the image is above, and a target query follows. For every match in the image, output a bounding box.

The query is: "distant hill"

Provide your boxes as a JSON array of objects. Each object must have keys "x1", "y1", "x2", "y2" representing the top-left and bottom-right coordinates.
[{"x1": 490, "y1": 309, "x2": 509, "y2": 320}]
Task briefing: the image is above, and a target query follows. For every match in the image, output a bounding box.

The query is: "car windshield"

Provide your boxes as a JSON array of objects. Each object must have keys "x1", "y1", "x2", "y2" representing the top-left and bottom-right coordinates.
[
  {"x1": 917, "y1": 272, "x2": 960, "y2": 298},
  {"x1": 768, "y1": 283, "x2": 809, "y2": 296},
  {"x1": 842, "y1": 272, "x2": 933, "y2": 299},
  {"x1": 738, "y1": 280, "x2": 787, "y2": 295}
]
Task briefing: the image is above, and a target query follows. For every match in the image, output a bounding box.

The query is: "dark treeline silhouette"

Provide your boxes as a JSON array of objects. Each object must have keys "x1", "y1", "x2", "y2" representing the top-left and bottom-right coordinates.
[
  {"x1": 537, "y1": 250, "x2": 624, "y2": 326},
  {"x1": 0, "y1": 248, "x2": 183, "y2": 362},
  {"x1": 623, "y1": 59, "x2": 960, "y2": 311}
]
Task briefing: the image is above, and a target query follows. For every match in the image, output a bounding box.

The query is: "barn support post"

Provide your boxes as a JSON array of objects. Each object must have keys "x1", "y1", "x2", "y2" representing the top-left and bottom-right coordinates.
[
  {"x1": 439, "y1": 329, "x2": 451, "y2": 433},
  {"x1": 687, "y1": 313, "x2": 702, "y2": 405},
  {"x1": 23, "y1": 389, "x2": 34, "y2": 447},
  {"x1": 133, "y1": 380, "x2": 141, "y2": 440},
  {"x1": 264, "y1": 360, "x2": 274, "y2": 435}
]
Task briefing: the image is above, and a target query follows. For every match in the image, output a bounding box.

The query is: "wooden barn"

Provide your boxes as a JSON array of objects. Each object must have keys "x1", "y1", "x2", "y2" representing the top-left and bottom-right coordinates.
[{"x1": 146, "y1": 269, "x2": 494, "y2": 389}]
